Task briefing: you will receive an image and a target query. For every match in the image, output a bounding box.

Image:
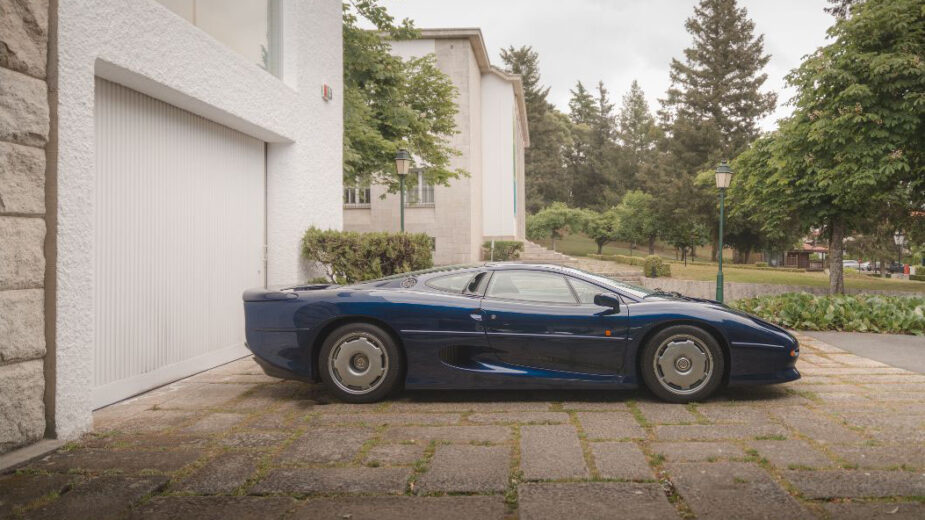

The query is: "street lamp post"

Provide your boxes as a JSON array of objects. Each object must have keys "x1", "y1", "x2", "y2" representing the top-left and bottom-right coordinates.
[
  {"x1": 894, "y1": 231, "x2": 905, "y2": 266},
  {"x1": 395, "y1": 149, "x2": 412, "y2": 232},
  {"x1": 714, "y1": 161, "x2": 733, "y2": 303}
]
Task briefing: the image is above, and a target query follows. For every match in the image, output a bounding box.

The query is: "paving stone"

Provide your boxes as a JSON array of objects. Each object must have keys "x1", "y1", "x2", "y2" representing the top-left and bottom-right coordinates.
[
  {"x1": 822, "y1": 502, "x2": 925, "y2": 520},
  {"x1": 635, "y1": 402, "x2": 698, "y2": 424},
  {"x1": 233, "y1": 383, "x2": 304, "y2": 409},
  {"x1": 560, "y1": 401, "x2": 630, "y2": 411},
  {"x1": 0, "y1": 473, "x2": 75, "y2": 517},
  {"x1": 591, "y1": 442, "x2": 653, "y2": 480},
  {"x1": 127, "y1": 496, "x2": 296, "y2": 520},
  {"x1": 289, "y1": 496, "x2": 507, "y2": 520},
  {"x1": 830, "y1": 445, "x2": 925, "y2": 469},
  {"x1": 177, "y1": 452, "x2": 260, "y2": 493},
  {"x1": 650, "y1": 441, "x2": 744, "y2": 462},
  {"x1": 518, "y1": 482, "x2": 678, "y2": 520},
  {"x1": 389, "y1": 399, "x2": 552, "y2": 412},
  {"x1": 251, "y1": 467, "x2": 411, "y2": 494},
  {"x1": 783, "y1": 469, "x2": 925, "y2": 498},
  {"x1": 278, "y1": 427, "x2": 373, "y2": 464},
  {"x1": 364, "y1": 443, "x2": 426, "y2": 465},
  {"x1": 771, "y1": 408, "x2": 864, "y2": 444},
  {"x1": 27, "y1": 476, "x2": 168, "y2": 520},
  {"x1": 577, "y1": 412, "x2": 645, "y2": 439},
  {"x1": 468, "y1": 411, "x2": 569, "y2": 424},
  {"x1": 520, "y1": 424, "x2": 588, "y2": 479},
  {"x1": 159, "y1": 383, "x2": 258, "y2": 409},
  {"x1": 382, "y1": 425, "x2": 509, "y2": 443},
  {"x1": 182, "y1": 412, "x2": 248, "y2": 433},
  {"x1": 697, "y1": 405, "x2": 773, "y2": 424},
  {"x1": 312, "y1": 413, "x2": 460, "y2": 426},
  {"x1": 243, "y1": 411, "x2": 293, "y2": 429},
  {"x1": 749, "y1": 440, "x2": 834, "y2": 469},
  {"x1": 102, "y1": 410, "x2": 198, "y2": 433},
  {"x1": 655, "y1": 423, "x2": 788, "y2": 441},
  {"x1": 30, "y1": 448, "x2": 201, "y2": 473},
  {"x1": 417, "y1": 445, "x2": 509, "y2": 492},
  {"x1": 221, "y1": 430, "x2": 293, "y2": 448},
  {"x1": 668, "y1": 462, "x2": 812, "y2": 519},
  {"x1": 81, "y1": 433, "x2": 213, "y2": 449}
]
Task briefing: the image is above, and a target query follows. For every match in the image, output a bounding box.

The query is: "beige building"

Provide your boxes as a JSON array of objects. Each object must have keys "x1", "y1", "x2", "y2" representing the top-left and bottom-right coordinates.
[{"x1": 343, "y1": 29, "x2": 529, "y2": 265}]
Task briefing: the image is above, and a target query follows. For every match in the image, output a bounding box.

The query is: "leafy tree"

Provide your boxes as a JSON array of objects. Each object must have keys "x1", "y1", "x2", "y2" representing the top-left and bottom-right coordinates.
[
  {"x1": 614, "y1": 190, "x2": 660, "y2": 255},
  {"x1": 664, "y1": 221, "x2": 709, "y2": 265},
  {"x1": 343, "y1": 1, "x2": 463, "y2": 192},
  {"x1": 501, "y1": 46, "x2": 573, "y2": 212},
  {"x1": 526, "y1": 202, "x2": 587, "y2": 251},
  {"x1": 825, "y1": 0, "x2": 863, "y2": 19},
  {"x1": 616, "y1": 81, "x2": 660, "y2": 191},
  {"x1": 736, "y1": 0, "x2": 924, "y2": 293},
  {"x1": 583, "y1": 208, "x2": 621, "y2": 254},
  {"x1": 566, "y1": 82, "x2": 619, "y2": 209}
]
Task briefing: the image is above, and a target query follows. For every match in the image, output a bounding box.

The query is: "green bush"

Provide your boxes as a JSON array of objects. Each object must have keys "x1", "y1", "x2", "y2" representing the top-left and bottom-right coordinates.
[
  {"x1": 590, "y1": 253, "x2": 647, "y2": 267},
  {"x1": 755, "y1": 262, "x2": 768, "y2": 267},
  {"x1": 302, "y1": 227, "x2": 433, "y2": 284},
  {"x1": 482, "y1": 240, "x2": 523, "y2": 261},
  {"x1": 910, "y1": 274, "x2": 925, "y2": 282},
  {"x1": 732, "y1": 293, "x2": 925, "y2": 335},
  {"x1": 643, "y1": 255, "x2": 671, "y2": 278}
]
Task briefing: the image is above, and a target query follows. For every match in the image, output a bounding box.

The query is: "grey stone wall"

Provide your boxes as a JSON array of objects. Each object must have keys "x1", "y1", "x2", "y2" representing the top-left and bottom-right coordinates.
[
  {"x1": 638, "y1": 277, "x2": 922, "y2": 303},
  {"x1": 0, "y1": 0, "x2": 49, "y2": 454}
]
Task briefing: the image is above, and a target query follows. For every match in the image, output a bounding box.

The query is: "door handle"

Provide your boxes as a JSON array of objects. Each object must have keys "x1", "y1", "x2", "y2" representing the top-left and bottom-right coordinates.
[{"x1": 470, "y1": 313, "x2": 483, "y2": 321}]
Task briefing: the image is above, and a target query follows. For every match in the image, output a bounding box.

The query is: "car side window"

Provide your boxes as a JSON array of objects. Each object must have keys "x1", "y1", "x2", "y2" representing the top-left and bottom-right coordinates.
[
  {"x1": 486, "y1": 271, "x2": 577, "y2": 304},
  {"x1": 426, "y1": 272, "x2": 475, "y2": 293},
  {"x1": 568, "y1": 277, "x2": 611, "y2": 305}
]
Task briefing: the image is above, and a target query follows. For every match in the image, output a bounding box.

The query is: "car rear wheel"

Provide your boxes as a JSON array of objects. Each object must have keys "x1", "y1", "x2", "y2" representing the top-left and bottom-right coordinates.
[
  {"x1": 641, "y1": 325, "x2": 724, "y2": 403},
  {"x1": 319, "y1": 323, "x2": 402, "y2": 403}
]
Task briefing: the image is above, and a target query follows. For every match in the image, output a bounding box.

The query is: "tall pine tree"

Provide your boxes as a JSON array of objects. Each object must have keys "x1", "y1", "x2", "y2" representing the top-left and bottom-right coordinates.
[
  {"x1": 616, "y1": 80, "x2": 659, "y2": 192},
  {"x1": 567, "y1": 82, "x2": 619, "y2": 209},
  {"x1": 501, "y1": 46, "x2": 572, "y2": 213}
]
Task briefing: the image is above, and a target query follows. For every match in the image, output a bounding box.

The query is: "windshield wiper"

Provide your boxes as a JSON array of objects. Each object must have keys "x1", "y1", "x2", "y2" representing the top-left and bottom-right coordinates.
[{"x1": 643, "y1": 289, "x2": 683, "y2": 299}]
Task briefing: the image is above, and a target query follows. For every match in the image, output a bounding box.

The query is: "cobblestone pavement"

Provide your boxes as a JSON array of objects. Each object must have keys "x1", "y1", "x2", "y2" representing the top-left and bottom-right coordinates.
[{"x1": 3, "y1": 332, "x2": 925, "y2": 519}]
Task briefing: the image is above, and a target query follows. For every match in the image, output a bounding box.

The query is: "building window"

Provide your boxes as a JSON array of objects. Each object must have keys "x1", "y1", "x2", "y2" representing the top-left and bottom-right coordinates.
[
  {"x1": 157, "y1": 0, "x2": 283, "y2": 77},
  {"x1": 405, "y1": 168, "x2": 435, "y2": 206},
  {"x1": 344, "y1": 185, "x2": 371, "y2": 208}
]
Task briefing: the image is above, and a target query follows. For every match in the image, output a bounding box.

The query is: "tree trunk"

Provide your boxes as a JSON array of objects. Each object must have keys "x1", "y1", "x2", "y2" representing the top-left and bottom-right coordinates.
[
  {"x1": 648, "y1": 236, "x2": 656, "y2": 255},
  {"x1": 597, "y1": 242, "x2": 603, "y2": 254},
  {"x1": 743, "y1": 248, "x2": 752, "y2": 264},
  {"x1": 551, "y1": 236, "x2": 557, "y2": 251},
  {"x1": 828, "y1": 218, "x2": 845, "y2": 295}
]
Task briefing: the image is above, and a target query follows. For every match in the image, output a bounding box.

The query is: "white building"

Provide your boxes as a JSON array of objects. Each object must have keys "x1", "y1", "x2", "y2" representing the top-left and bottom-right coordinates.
[
  {"x1": 343, "y1": 29, "x2": 529, "y2": 265},
  {"x1": 1, "y1": 0, "x2": 343, "y2": 453}
]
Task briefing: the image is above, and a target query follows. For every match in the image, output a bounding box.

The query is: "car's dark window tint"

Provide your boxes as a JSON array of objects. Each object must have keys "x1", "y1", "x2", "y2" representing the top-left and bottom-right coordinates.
[
  {"x1": 466, "y1": 272, "x2": 489, "y2": 295},
  {"x1": 486, "y1": 271, "x2": 577, "y2": 304},
  {"x1": 568, "y1": 277, "x2": 608, "y2": 304},
  {"x1": 426, "y1": 272, "x2": 474, "y2": 293}
]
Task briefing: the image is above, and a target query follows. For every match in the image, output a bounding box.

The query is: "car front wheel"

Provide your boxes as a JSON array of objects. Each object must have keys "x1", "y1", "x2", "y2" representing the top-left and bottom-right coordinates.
[
  {"x1": 319, "y1": 323, "x2": 402, "y2": 403},
  {"x1": 641, "y1": 325, "x2": 724, "y2": 403}
]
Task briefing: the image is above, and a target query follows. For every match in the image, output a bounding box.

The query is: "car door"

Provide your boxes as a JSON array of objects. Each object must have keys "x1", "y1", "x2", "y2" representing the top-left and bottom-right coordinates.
[{"x1": 480, "y1": 269, "x2": 629, "y2": 379}]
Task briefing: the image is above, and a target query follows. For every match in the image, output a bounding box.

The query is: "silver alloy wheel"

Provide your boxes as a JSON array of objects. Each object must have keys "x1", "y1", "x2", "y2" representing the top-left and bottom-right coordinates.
[
  {"x1": 653, "y1": 334, "x2": 713, "y2": 395},
  {"x1": 328, "y1": 333, "x2": 388, "y2": 395}
]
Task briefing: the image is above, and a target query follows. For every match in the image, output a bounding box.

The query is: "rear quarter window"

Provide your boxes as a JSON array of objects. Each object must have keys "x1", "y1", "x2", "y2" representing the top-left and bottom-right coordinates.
[{"x1": 425, "y1": 272, "x2": 475, "y2": 293}]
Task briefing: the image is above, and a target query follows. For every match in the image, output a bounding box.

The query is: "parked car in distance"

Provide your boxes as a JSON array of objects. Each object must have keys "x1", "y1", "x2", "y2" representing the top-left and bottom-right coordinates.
[
  {"x1": 860, "y1": 261, "x2": 873, "y2": 271},
  {"x1": 843, "y1": 260, "x2": 860, "y2": 270},
  {"x1": 243, "y1": 263, "x2": 801, "y2": 404}
]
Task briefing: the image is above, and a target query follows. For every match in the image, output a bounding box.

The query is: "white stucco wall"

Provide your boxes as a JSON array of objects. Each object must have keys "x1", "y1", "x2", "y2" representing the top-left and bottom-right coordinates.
[
  {"x1": 54, "y1": 0, "x2": 342, "y2": 439},
  {"x1": 481, "y1": 73, "x2": 516, "y2": 239}
]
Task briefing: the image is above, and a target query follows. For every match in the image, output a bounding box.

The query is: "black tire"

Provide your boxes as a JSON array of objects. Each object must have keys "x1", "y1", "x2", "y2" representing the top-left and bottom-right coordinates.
[
  {"x1": 640, "y1": 325, "x2": 725, "y2": 403},
  {"x1": 318, "y1": 322, "x2": 403, "y2": 403}
]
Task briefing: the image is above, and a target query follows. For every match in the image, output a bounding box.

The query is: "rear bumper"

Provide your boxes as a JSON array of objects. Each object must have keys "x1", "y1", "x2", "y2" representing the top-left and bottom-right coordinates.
[{"x1": 251, "y1": 354, "x2": 313, "y2": 383}]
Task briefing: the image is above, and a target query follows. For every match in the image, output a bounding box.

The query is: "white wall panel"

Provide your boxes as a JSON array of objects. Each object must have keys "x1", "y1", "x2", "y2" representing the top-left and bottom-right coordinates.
[{"x1": 93, "y1": 78, "x2": 264, "y2": 407}]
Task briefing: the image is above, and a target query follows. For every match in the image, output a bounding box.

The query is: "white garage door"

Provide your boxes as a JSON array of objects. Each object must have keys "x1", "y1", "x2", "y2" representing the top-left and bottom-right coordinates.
[{"x1": 93, "y1": 78, "x2": 266, "y2": 408}]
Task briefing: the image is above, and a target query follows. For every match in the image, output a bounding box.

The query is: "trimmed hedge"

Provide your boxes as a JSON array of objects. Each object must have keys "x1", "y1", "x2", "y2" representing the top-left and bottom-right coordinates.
[
  {"x1": 483, "y1": 240, "x2": 523, "y2": 261},
  {"x1": 589, "y1": 253, "x2": 647, "y2": 267},
  {"x1": 732, "y1": 293, "x2": 925, "y2": 335},
  {"x1": 755, "y1": 262, "x2": 768, "y2": 267},
  {"x1": 302, "y1": 227, "x2": 433, "y2": 284},
  {"x1": 643, "y1": 255, "x2": 671, "y2": 278},
  {"x1": 910, "y1": 274, "x2": 925, "y2": 282}
]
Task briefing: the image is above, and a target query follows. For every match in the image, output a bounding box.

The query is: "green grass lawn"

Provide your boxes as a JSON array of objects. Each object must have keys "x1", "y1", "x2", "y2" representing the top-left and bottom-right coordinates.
[{"x1": 535, "y1": 233, "x2": 924, "y2": 293}]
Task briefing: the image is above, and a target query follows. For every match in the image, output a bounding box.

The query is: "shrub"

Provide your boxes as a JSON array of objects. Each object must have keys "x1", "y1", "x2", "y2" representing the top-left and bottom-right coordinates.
[
  {"x1": 643, "y1": 255, "x2": 671, "y2": 278},
  {"x1": 732, "y1": 293, "x2": 925, "y2": 335},
  {"x1": 911, "y1": 274, "x2": 925, "y2": 282},
  {"x1": 755, "y1": 262, "x2": 768, "y2": 267},
  {"x1": 302, "y1": 227, "x2": 433, "y2": 284},
  {"x1": 482, "y1": 240, "x2": 523, "y2": 261}
]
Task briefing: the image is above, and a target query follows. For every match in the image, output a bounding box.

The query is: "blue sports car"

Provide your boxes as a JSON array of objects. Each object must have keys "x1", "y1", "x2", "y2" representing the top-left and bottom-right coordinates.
[{"x1": 243, "y1": 263, "x2": 800, "y2": 403}]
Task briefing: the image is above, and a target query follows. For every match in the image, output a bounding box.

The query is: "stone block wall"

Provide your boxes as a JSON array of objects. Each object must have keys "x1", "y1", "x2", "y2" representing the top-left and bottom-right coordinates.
[{"x1": 0, "y1": 0, "x2": 49, "y2": 454}]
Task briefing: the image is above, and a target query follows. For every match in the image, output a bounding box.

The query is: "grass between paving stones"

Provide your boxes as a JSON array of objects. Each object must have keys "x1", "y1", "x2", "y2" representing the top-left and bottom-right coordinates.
[
  {"x1": 625, "y1": 401, "x2": 696, "y2": 520},
  {"x1": 406, "y1": 440, "x2": 438, "y2": 494},
  {"x1": 355, "y1": 424, "x2": 388, "y2": 466},
  {"x1": 505, "y1": 425, "x2": 523, "y2": 512},
  {"x1": 568, "y1": 411, "x2": 600, "y2": 479}
]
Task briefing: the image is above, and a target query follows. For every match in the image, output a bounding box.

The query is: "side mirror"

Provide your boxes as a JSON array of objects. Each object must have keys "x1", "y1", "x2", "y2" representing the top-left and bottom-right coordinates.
[{"x1": 593, "y1": 293, "x2": 621, "y2": 310}]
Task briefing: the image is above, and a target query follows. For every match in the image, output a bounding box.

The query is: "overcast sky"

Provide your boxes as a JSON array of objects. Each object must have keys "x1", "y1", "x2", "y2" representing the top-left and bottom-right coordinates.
[{"x1": 373, "y1": 0, "x2": 835, "y2": 131}]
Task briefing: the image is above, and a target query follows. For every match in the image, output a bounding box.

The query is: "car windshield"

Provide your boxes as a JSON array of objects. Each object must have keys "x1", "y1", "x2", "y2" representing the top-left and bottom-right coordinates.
[{"x1": 558, "y1": 266, "x2": 653, "y2": 299}]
